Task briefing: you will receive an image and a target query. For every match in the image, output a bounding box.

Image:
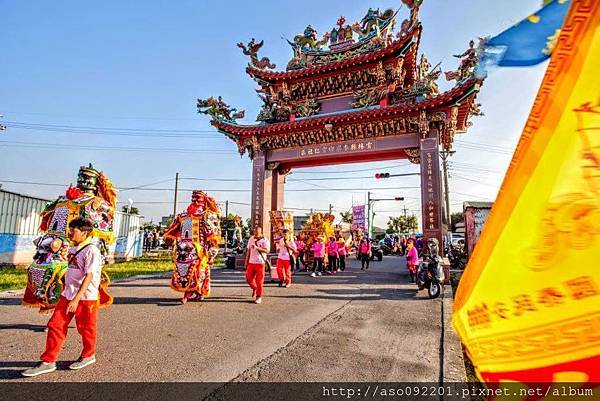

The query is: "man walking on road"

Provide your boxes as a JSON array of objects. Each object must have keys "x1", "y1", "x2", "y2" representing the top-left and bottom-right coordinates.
[{"x1": 245, "y1": 226, "x2": 270, "y2": 304}]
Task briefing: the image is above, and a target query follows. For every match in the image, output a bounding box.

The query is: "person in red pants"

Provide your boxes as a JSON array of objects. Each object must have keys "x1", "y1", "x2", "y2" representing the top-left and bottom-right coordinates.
[
  {"x1": 245, "y1": 226, "x2": 270, "y2": 304},
  {"x1": 276, "y1": 229, "x2": 297, "y2": 288},
  {"x1": 23, "y1": 217, "x2": 103, "y2": 377}
]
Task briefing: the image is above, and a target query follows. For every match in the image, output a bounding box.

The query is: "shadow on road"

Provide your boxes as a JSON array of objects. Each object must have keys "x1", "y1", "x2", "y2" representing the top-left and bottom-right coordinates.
[
  {"x1": 269, "y1": 287, "x2": 420, "y2": 302},
  {"x1": 0, "y1": 298, "x2": 23, "y2": 306},
  {"x1": 0, "y1": 361, "x2": 39, "y2": 380},
  {"x1": 111, "y1": 297, "x2": 181, "y2": 307},
  {"x1": 0, "y1": 324, "x2": 46, "y2": 333}
]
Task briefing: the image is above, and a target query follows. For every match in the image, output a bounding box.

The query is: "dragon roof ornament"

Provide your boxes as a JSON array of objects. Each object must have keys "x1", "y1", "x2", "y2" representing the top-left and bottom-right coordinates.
[
  {"x1": 233, "y1": 1, "x2": 423, "y2": 74},
  {"x1": 197, "y1": 96, "x2": 245, "y2": 124}
]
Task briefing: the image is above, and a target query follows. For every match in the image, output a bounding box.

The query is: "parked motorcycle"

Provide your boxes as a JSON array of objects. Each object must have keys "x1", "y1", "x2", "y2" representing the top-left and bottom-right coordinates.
[{"x1": 417, "y1": 238, "x2": 445, "y2": 299}]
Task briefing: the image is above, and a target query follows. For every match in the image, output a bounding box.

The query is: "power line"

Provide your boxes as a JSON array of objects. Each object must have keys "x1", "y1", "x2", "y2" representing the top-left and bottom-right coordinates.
[
  {"x1": 6, "y1": 126, "x2": 224, "y2": 139},
  {"x1": 0, "y1": 140, "x2": 235, "y2": 154},
  {"x1": 1, "y1": 111, "x2": 200, "y2": 122},
  {"x1": 450, "y1": 174, "x2": 500, "y2": 188},
  {"x1": 0, "y1": 179, "x2": 421, "y2": 193},
  {"x1": 455, "y1": 139, "x2": 515, "y2": 152},
  {"x1": 3, "y1": 120, "x2": 217, "y2": 134}
]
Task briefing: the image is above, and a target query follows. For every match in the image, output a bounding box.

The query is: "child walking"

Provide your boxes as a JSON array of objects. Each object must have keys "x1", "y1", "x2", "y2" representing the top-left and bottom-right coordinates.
[
  {"x1": 23, "y1": 217, "x2": 103, "y2": 377},
  {"x1": 276, "y1": 229, "x2": 297, "y2": 288}
]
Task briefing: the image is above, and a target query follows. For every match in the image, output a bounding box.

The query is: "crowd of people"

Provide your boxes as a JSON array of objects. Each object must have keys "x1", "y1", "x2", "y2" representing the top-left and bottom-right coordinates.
[
  {"x1": 381, "y1": 233, "x2": 424, "y2": 257},
  {"x1": 22, "y1": 213, "x2": 426, "y2": 377},
  {"x1": 142, "y1": 228, "x2": 163, "y2": 252}
]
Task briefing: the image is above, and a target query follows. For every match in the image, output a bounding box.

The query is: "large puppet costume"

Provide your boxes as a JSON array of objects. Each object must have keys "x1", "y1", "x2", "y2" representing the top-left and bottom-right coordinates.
[
  {"x1": 163, "y1": 190, "x2": 221, "y2": 304},
  {"x1": 22, "y1": 164, "x2": 116, "y2": 312}
]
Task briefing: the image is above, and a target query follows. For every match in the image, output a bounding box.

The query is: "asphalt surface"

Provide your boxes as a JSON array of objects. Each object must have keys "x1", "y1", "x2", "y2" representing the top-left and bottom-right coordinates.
[{"x1": 0, "y1": 256, "x2": 444, "y2": 383}]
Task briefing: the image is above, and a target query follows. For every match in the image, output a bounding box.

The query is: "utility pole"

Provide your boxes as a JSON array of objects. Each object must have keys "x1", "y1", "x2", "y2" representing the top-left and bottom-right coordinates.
[
  {"x1": 440, "y1": 151, "x2": 455, "y2": 232},
  {"x1": 173, "y1": 172, "x2": 179, "y2": 220},
  {"x1": 367, "y1": 191, "x2": 371, "y2": 238},
  {"x1": 403, "y1": 206, "x2": 408, "y2": 220},
  {"x1": 328, "y1": 204, "x2": 333, "y2": 214}
]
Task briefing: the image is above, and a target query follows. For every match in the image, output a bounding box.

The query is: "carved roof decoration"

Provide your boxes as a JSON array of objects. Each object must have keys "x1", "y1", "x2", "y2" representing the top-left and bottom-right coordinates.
[
  {"x1": 212, "y1": 78, "x2": 483, "y2": 157},
  {"x1": 247, "y1": 18, "x2": 420, "y2": 83}
]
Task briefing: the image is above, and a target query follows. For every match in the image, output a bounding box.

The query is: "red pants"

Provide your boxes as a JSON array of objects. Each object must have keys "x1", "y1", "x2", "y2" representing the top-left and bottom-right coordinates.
[
  {"x1": 276, "y1": 259, "x2": 292, "y2": 286},
  {"x1": 246, "y1": 263, "x2": 265, "y2": 297},
  {"x1": 41, "y1": 296, "x2": 98, "y2": 363}
]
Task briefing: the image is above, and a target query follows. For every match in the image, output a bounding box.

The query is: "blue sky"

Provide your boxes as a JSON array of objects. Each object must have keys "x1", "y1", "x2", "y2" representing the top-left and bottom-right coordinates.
[{"x1": 0, "y1": 0, "x2": 548, "y2": 228}]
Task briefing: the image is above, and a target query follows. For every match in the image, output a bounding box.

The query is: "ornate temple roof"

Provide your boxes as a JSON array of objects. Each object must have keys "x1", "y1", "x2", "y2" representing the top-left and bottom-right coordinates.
[
  {"x1": 211, "y1": 78, "x2": 482, "y2": 137},
  {"x1": 246, "y1": 24, "x2": 421, "y2": 82},
  {"x1": 197, "y1": 0, "x2": 486, "y2": 156}
]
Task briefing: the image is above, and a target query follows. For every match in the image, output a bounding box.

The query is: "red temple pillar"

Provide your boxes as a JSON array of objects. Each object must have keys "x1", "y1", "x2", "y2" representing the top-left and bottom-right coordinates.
[{"x1": 420, "y1": 128, "x2": 444, "y2": 251}]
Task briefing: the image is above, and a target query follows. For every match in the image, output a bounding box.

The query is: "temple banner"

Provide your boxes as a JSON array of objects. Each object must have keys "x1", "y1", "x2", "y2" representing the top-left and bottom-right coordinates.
[
  {"x1": 269, "y1": 210, "x2": 294, "y2": 243},
  {"x1": 452, "y1": 0, "x2": 599, "y2": 386},
  {"x1": 351, "y1": 205, "x2": 366, "y2": 231}
]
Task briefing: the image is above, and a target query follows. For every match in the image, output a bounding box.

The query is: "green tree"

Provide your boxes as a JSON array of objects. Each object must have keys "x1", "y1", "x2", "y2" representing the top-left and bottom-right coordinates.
[
  {"x1": 220, "y1": 214, "x2": 245, "y2": 243},
  {"x1": 339, "y1": 210, "x2": 353, "y2": 224},
  {"x1": 386, "y1": 215, "x2": 418, "y2": 234},
  {"x1": 450, "y1": 212, "x2": 464, "y2": 232}
]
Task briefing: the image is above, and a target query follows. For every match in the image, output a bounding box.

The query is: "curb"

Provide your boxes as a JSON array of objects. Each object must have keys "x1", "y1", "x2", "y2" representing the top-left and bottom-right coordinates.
[{"x1": 442, "y1": 282, "x2": 468, "y2": 382}]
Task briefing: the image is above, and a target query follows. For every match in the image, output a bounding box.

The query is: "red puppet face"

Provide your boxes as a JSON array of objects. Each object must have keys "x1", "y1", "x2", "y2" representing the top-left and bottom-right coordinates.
[{"x1": 191, "y1": 192, "x2": 207, "y2": 208}]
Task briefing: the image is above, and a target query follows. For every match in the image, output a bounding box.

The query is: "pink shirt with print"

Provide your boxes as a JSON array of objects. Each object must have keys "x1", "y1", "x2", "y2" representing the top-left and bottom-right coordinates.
[
  {"x1": 311, "y1": 242, "x2": 325, "y2": 258},
  {"x1": 327, "y1": 241, "x2": 338, "y2": 256},
  {"x1": 247, "y1": 236, "x2": 270, "y2": 264},
  {"x1": 277, "y1": 238, "x2": 297, "y2": 261},
  {"x1": 62, "y1": 242, "x2": 103, "y2": 301}
]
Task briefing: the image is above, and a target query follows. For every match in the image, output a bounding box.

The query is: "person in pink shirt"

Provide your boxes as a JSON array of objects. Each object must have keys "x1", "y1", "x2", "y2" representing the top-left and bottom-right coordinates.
[
  {"x1": 358, "y1": 237, "x2": 372, "y2": 271},
  {"x1": 310, "y1": 236, "x2": 325, "y2": 277},
  {"x1": 245, "y1": 226, "x2": 270, "y2": 304},
  {"x1": 405, "y1": 238, "x2": 419, "y2": 283},
  {"x1": 276, "y1": 229, "x2": 297, "y2": 288},
  {"x1": 326, "y1": 236, "x2": 339, "y2": 274},
  {"x1": 336, "y1": 234, "x2": 347, "y2": 271},
  {"x1": 295, "y1": 236, "x2": 306, "y2": 272}
]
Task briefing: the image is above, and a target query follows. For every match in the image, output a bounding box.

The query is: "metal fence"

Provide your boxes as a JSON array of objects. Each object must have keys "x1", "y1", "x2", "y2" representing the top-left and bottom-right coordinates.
[
  {"x1": 0, "y1": 189, "x2": 49, "y2": 235},
  {"x1": 0, "y1": 188, "x2": 140, "y2": 237}
]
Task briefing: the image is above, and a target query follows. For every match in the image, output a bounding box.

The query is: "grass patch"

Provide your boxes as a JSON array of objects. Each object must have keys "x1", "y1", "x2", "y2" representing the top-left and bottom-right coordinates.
[
  {"x1": 0, "y1": 268, "x2": 28, "y2": 291},
  {"x1": 103, "y1": 257, "x2": 172, "y2": 279},
  {"x1": 0, "y1": 256, "x2": 225, "y2": 291}
]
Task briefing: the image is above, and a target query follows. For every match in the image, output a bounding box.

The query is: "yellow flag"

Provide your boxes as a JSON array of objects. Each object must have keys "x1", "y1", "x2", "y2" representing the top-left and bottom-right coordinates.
[{"x1": 453, "y1": 0, "x2": 600, "y2": 385}]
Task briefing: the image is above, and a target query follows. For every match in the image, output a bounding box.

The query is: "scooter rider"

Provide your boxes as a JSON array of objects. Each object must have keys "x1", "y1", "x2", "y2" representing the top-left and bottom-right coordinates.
[{"x1": 417, "y1": 238, "x2": 444, "y2": 298}]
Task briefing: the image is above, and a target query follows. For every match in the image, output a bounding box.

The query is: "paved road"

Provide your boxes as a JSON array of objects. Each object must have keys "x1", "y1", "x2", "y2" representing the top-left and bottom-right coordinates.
[{"x1": 0, "y1": 256, "x2": 445, "y2": 383}]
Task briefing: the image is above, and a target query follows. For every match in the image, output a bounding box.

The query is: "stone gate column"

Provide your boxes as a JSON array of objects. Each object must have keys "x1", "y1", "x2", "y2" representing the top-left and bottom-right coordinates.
[
  {"x1": 420, "y1": 128, "x2": 444, "y2": 250},
  {"x1": 269, "y1": 164, "x2": 285, "y2": 212},
  {"x1": 250, "y1": 151, "x2": 272, "y2": 236}
]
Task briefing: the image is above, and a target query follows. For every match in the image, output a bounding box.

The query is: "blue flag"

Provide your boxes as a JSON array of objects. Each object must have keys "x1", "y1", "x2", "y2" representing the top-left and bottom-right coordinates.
[{"x1": 483, "y1": 0, "x2": 570, "y2": 67}]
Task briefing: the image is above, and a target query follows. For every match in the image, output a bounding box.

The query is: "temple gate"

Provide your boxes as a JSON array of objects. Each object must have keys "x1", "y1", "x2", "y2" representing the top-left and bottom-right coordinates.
[{"x1": 197, "y1": 0, "x2": 484, "y2": 249}]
